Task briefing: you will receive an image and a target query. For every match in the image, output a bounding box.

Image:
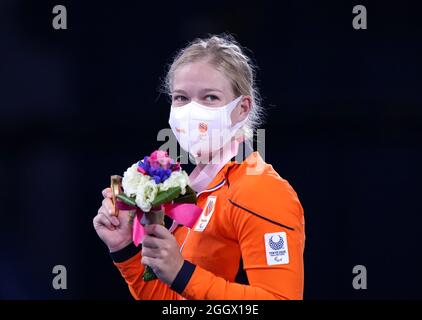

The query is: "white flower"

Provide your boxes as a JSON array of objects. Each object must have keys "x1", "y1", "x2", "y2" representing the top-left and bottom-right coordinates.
[
  {"x1": 135, "y1": 176, "x2": 158, "y2": 212},
  {"x1": 122, "y1": 163, "x2": 143, "y2": 197},
  {"x1": 159, "y1": 170, "x2": 190, "y2": 195}
]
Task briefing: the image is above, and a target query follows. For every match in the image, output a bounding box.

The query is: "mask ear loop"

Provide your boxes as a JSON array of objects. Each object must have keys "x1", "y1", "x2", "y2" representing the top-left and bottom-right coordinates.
[{"x1": 226, "y1": 96, "x2": 244, "y2": 127}]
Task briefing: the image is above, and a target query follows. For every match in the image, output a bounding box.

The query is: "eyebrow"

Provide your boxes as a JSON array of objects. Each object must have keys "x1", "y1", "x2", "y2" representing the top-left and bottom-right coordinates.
[
  {"x1": 171, "y1": 88, "x2": 224, "y2": 95},
  {"x1": 172, "y1": 89, "x2": 188, "y2": 95},
  {"x1": 200, "y1": 88, "x2": 223, "y2": 93}
]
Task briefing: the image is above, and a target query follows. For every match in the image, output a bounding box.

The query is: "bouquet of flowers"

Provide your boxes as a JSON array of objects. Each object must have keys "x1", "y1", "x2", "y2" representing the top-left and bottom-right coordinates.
[{"x1": 112, "y1": 150, "x2": 201, "y2": 281}]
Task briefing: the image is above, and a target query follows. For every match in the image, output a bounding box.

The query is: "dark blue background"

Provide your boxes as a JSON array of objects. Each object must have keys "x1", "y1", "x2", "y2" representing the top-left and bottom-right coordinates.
[{"x1": 1, "y1": 0, "x2": 421, "y2": 299}]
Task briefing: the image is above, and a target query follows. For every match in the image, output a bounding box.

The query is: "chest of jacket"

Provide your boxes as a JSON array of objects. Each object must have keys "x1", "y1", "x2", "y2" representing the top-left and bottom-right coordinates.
[{"x1": 181, "y1": 181, "x2": 242, "y2": 281}]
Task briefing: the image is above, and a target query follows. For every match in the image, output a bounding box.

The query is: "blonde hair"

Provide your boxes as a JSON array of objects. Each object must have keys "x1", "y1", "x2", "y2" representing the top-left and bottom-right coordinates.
[{"x1": 164, "y1": 34, "x2": 263, "y2": 141}]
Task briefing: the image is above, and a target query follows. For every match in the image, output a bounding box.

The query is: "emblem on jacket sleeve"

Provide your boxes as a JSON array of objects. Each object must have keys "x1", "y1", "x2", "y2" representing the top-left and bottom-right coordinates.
[{"x1": 264, "y1": 232, "x2": 289, "y2": 265}]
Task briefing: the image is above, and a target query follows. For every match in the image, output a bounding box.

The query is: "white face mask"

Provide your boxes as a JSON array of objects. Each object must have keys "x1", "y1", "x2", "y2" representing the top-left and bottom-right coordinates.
[{"x1": 169, "y1": 96, "x2": 247, "y2": 161}]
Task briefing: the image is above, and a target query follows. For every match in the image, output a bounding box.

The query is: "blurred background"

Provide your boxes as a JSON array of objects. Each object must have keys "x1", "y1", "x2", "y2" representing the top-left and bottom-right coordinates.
[{"x1": 1, "y1": 0, "x2": 421, "y2": 299}]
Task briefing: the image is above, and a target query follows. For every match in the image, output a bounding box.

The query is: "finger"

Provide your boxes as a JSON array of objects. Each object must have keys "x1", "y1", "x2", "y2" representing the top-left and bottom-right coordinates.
[
  {"x1": 144, "y1": 224, "x2": 171, "y2": 240},
  {"x1": 142, "y1": 235, "x2": 166, "y2": 249},
  {"x1": 102, "y1": 187, "x2": 113, "y2": 198},
  {"x1": 98, "y1": 207, "x2": 119, "y2": 227},
  {"x1": 93, "y1": 213, "x2": 116, "y2": 231},
  {"x1": 141, "y1": 256, "x2": 159, "y2": 269},
  {"x1": 101, "y1": 199, "x2": 119, "y2": 226},
  {"x1": 141, "y1": 246, "x2": 162, "y2": 259},
  {"x1": 102, "y1": 198, "x2": 114, "y2": 213}
]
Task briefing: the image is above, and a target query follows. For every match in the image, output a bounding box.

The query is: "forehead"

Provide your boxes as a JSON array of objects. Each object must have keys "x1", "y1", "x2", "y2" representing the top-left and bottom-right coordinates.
[{"x1": 172, "y1": 60, "x2": 232, "y2": 92}]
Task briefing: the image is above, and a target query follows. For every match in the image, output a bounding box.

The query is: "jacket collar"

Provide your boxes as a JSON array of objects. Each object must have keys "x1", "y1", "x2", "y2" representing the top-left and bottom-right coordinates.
[{"x1": 196, "y1": 144, "x2": 260, "y2": 198}]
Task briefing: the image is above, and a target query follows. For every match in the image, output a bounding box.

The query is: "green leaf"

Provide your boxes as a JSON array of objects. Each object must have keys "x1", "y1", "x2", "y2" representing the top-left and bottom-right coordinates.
[
  {"x1": 173, "y1": 185, "x2": 197, "y2": 204},
  {"x1": 185, "y1": 185, "x2": 195, "y2": 196},
  {"x1": 116, "y1": 193, "x2": 137, "y2": 206},
  {"x1": 143, "y1": 266, "x2": 157, "y2": 281},
  {"x1": 173, "y1": 192, "x2": 197, "y2": 204},
  {"x1": 173, "y1": 194, "x2": 196, "y2": 204},
  {"x1": 151, "y1": 186, "x2": 181, "y2": 207}
]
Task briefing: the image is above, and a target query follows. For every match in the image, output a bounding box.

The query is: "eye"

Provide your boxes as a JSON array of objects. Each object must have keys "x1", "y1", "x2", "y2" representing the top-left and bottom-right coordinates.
[
  {"x1": 204, "y1": 95, "x2": 219, "y2": 102},
  {"x1": 172, "y1": 95, "x2": 188, "y2": 103}
]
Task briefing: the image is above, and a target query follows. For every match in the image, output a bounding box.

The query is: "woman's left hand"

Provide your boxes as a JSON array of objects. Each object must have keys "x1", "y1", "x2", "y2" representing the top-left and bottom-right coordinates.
[{"x1": 141, "y1": 224, "x2": 184, "y2": 285}]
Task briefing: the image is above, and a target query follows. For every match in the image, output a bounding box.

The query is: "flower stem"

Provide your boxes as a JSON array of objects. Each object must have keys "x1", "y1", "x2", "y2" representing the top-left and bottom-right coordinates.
[{"x1": 141, "y1": 209, "x2": 165, "y2": 282}]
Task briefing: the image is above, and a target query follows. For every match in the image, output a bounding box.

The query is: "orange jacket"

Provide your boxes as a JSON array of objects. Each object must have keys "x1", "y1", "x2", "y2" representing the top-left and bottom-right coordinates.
[{"x1": 112, "y1": 152, "x2": 305, "y2": 300}]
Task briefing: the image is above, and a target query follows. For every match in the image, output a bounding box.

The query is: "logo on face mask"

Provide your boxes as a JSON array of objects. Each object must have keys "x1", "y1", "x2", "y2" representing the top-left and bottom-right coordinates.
[{"x1": 198, "y1": 122, "x2": 208, "y2": 134}]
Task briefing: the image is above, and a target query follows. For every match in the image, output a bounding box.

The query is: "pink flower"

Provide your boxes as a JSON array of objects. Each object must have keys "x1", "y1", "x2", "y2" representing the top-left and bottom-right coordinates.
[
  {"x1": 149, "y1": 150, "x2": 173, "y2": 170},
  {"x1": 150, "y1": 150, "x2": 168, "y2": 162},
  {"x1": 159, "y1": 157, "x2": 173, "y2": 170},
  {"x1": 137, "y1": 166, "x2": 146, "y2": 174}
]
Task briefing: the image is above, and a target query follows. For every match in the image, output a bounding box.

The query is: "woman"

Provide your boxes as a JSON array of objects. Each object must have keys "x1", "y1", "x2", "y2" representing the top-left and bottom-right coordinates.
[{"x1": 93, "y1": 35, "x2": 305, "y2": 300}]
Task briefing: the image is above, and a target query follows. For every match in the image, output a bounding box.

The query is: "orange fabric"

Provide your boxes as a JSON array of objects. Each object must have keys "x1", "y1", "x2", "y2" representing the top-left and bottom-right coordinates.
[{"x1": 114, "y1": 152, "x2": 305, "y2": 300}]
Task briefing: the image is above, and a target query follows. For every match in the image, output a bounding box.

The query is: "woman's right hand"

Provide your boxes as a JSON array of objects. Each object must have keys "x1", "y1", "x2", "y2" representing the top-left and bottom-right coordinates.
[{"x1": 93, "y1": 188, "x2": 135, "y2": 252}]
